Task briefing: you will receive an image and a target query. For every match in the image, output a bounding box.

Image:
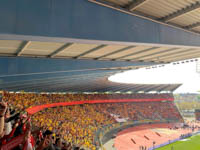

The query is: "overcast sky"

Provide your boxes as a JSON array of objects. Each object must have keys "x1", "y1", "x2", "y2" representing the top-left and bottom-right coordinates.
[{"x1": 109, "y1": 59, "x2": 200, "y2": 93}]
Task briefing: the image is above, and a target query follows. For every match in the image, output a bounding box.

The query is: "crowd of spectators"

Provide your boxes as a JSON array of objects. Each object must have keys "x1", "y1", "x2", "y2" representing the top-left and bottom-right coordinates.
[
  {"x1": 0, "y1": 92, "x2": 182, "y2": 150},
  {"x1": 30, "y1": 102, "x2": 183, "y2": 149},
  {"x1": 99, "y1": 102, "x2": 182, "y2": 122},
  {"x1": 3, "y1": 92, "x2": 174, "y2": 110},
  {"x1": 0, "y1": 97, "x2": 86, "y2": 150}
]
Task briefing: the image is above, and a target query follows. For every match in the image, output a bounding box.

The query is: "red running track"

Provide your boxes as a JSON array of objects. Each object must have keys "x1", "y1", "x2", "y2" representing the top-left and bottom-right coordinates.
[{"x1": 114, "y1": 123, "x2": 192, "y2": 150}]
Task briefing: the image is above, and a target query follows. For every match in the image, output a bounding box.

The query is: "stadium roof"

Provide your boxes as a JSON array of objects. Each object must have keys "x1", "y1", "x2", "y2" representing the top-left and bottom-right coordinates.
[
  {"x1": 0, "y1": 0, "x2": 198, "y2": 93},
  {"x1": 90, "y1": 0, "x2": 200, "y2": 34},
  {"x1": 0, "y1": 69, "x2": 181, "y2": 92},
  {"x1": 0, "y1": 56, "x2": 181, "y2": 93},
  {"x1": 0, "y1": 39, "x2": 200, "y2": 64},
  {"x1": 2, "y1": 0, "x2": 200, "y2": 63}
]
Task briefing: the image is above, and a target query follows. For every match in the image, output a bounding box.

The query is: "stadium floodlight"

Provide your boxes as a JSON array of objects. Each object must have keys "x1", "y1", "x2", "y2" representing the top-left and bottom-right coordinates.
[
  {"x1": 148, "y1": 91, "x2": 157, "y2": 93},
  {"x1": 84, "y1": 92, "x2": 91, "y2": 94},
  {"x1": 160, "y1": 91, "x2": 168, "y2": 93},
  {"x1": 126, "y1": 91, "x2": 133, "y2": 94}
]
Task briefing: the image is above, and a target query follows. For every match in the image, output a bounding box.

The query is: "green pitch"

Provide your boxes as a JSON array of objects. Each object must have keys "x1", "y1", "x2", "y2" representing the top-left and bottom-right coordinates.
[{"x1": 156, "y1": 134, "x2": 200, "y2": 150}]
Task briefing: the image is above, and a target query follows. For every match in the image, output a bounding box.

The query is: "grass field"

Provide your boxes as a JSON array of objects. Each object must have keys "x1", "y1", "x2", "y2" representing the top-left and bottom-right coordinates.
[{"x1": 156, "y1": 134, "x2": 200, "y2": 150}]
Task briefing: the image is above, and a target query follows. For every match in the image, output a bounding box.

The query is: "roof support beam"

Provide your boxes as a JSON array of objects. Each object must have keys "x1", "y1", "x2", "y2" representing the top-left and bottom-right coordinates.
[
  {"x1": 163, "y1": 84, "x2": 181, "y2": 92},
  {"x1": 16, "y1": 41, "x2": 31, "y2": 56},
  {"x1": 161, "y1": 2, "x2": 200, "y2": 22},
  {"x1": 171, "y1": 85, "x2": 182, "y2": 92},
  {"x1": 145, "y1": 85, "x2": 165, "y2": 92},
  {"x1": 100, "y1": 84, "x2": 135, "y2": 92},
  {"x1": 143, "y1": 85, "x2": 161, "y2": 92},
  {"x1": 134, "y1": 86, "x2": 150, "y2": 92},
  {"x1": 161, "y1": 51, "x2": 200, "y2": 62},
  {"x1": 185, "y1": 22, "x2": 200, "y2": 30},
  {"x1": 48, "y1": 43, "x2": 73, "y2": 58},
  {"x1": 73, "y1": 45, "x2": 107, "y2": 59},
  {"x1": 128, "y1": 48, "x2": 179, "y2": 61},
  {"x1": 131, "y1": 84, "x2": 148, "y2": 92},
  {"x1": 126, "y1": 0, "x2": 148, "y2": 11},
  {"x1": 94, "y1": 46, "x2": 136, "y2": 60},
  {"x1": 116, "y1": 86, "x2": 137, "y2": 92},
  {"x1": 157, "y1": 49, "x2": 199, "y2": 61},
  {"x1": 114, "y1": 84, "x2": 140, "y2": 92},
  {"x1": 114, "y1": 47, "x2": 159, "y2": 60},
  {"x1": 144, "y1": 48, "x2": 194, "y2": 62},
  {"x1": 158, "y1": 85, "x2": 171, "y2": 92}
]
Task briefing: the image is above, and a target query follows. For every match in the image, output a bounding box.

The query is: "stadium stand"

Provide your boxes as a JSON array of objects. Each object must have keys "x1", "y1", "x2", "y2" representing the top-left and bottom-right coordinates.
[
  {"x1": 1, "y1": 0, "x2": 200, "y2": 149},
  {"x1": 3, "y1": 92, "x2": 173, "y2": 108},
  {"x1": 0, "y1": 92, "x2": 183, "y2": 150}
]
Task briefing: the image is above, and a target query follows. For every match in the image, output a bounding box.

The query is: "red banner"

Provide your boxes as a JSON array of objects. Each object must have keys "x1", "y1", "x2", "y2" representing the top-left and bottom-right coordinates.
[{"x1": 26, "y1": 98, "x2": 173, "y2": 115}]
